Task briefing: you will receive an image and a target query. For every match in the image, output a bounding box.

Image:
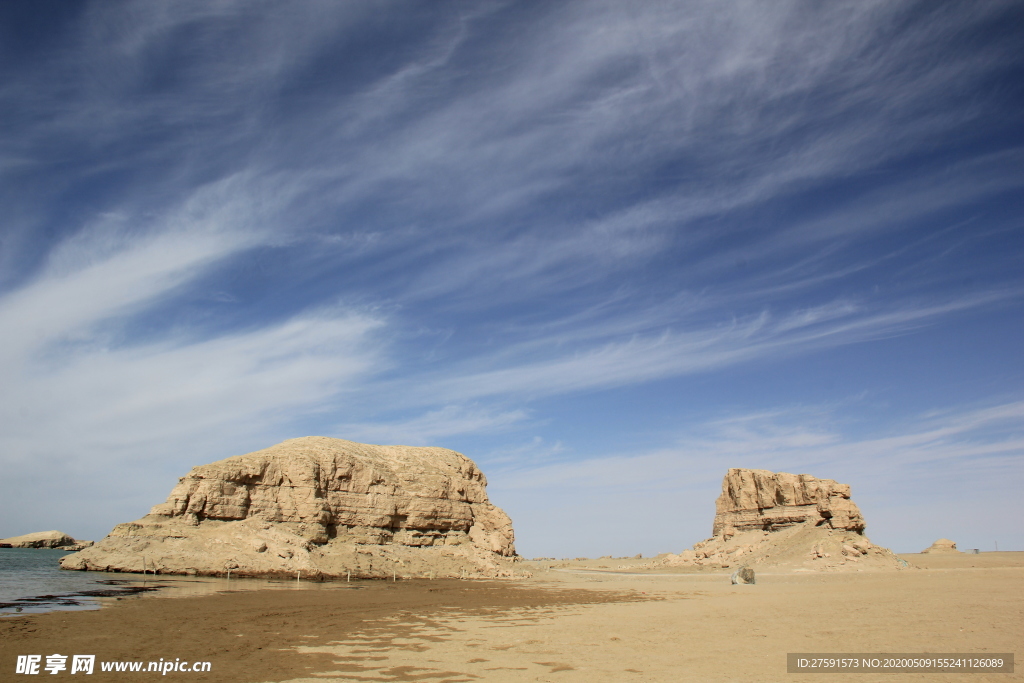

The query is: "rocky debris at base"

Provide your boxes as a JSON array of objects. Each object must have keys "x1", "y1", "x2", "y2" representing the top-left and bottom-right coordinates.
[
  {"x1": 0, "y1": 531, "x2": 93, "y2": 550},
  {"x1": 61, "y1": 437, "x2": 528, "y2": 579},
  {"x1": 654, "y1": 524, "x2": 905, "y2": 572},
  {"x1": 921, "y1": 538, "x2": 960, "y2": 553},
  {"x1": 646, "y1": 468, "x2": 905, "y2": 572}
]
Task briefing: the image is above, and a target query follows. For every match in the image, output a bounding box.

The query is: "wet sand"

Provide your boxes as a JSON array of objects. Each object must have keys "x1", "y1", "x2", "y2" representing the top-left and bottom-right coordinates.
[{"x1": 1, "y1": 552, "x2": 1021, "y2": 682}]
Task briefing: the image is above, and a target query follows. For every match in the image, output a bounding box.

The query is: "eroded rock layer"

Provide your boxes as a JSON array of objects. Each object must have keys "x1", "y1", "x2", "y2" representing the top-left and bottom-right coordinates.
[
  {"x1": 713, "y1": 468, "x2": 865, "y2": 537},
  {"x1": 61, "y1": 437, "x2": 523, "y2": 579}
]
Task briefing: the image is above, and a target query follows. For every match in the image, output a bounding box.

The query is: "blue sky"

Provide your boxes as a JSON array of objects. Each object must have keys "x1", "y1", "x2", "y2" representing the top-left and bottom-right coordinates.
[{"x1": 1, "y1": 1, "x2": 1022, "y2": 557}]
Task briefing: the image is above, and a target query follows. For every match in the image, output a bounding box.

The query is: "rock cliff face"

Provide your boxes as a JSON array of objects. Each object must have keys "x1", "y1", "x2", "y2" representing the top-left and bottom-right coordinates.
[
  {"x1": 0, "y1": 531, "x2": 93, "y2": 550},
  {"x1": 653, "y1": 468, "x2": 903, "y2": 572},
  {"x1": 713, "y1": 468, "x2": 865, "y2": 537},
  {"x1": 61, "y1": 437, "x2": 523, "y2": 579}
]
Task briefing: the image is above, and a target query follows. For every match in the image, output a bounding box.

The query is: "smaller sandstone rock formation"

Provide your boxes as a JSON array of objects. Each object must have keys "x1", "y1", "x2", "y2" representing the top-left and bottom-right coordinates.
[
  {"x1": 730, "y1": 566, "x2": 755, "y2": 585},
  {"x1": 0, "y1": 531, "x2": 93, "y2": 550},
  {"x1": 921, "y1": 538, "x2": 959, "y2": 553},
  {"x1": 714, "y1": 468, "x2": 865, "y2": 537},
  {"x1": 652, "y1": 468, "x2": 904, "y2": 572}
]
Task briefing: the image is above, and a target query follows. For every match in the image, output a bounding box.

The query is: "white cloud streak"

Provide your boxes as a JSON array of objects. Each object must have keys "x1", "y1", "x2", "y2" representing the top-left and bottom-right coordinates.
[
  {"x1": 336, "y1": 405, "x2": 531, "y2": 447},
  {"x1": 0, "y1": 175, "x2": 386, "y2": 471}
]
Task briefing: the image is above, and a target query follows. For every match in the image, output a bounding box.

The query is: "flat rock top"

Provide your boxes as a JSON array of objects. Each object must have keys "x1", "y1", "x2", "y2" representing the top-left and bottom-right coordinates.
[
  {"x1": 0, "y1": 530, "x2": 73, "y2": 544},
  {"x1": 185, "y1": 436, "x2": 489, "y2": 499},
  {"x1": 233, "y1": 436, "x2": 475, "y2": 468}
]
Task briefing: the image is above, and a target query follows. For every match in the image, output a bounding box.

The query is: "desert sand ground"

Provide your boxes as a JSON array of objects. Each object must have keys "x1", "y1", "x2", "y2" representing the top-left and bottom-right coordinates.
[{"x1": 1, "y1": 552, "x2": 1020, "y2": 682}]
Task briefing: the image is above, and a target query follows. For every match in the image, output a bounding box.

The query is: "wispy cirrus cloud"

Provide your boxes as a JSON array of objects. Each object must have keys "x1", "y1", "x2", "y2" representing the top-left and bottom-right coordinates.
[
  {"x1": 336, "y1": 405, "x2": 531, "y2": 447},
  {"x1": 0, "y1": 175, "x2": 386, "y2": 471},
  {"x1": 381, "y1": 290, "x2": 1015, "y2": 409},
  {"x1": 0, "y1": 1, "x2": 1021, "y2": 553}
]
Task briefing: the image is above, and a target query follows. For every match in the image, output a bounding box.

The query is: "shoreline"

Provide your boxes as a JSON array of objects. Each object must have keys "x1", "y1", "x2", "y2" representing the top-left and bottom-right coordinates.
[{"x1": 2, "y1": 552, "x2": 1021, "y2": 682}]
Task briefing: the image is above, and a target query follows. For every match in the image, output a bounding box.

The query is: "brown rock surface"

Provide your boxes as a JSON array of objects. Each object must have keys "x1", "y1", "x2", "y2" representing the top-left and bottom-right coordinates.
[
  {"x1": 0, "y1": 530, "x2": 91, "y2": 549},
  {"x1": 654, "y1": 468, "x2": 904, "y2": 572},
  {"x1": 61, "y1": 437, "x2": 524, "y2": 579},
  {"x1": 921, "y1": 538, "x2": 959, "y2": 553}
]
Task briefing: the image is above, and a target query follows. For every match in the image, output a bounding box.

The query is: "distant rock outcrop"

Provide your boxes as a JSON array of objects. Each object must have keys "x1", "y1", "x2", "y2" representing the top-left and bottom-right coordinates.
[
  {"x1": 61, "y1": 437, "x2": 524, "y2": 579},
  {"x1": 921, "y1": 538, "x2": 959, "y2": 553},
  {"x1": 0, "y1": 531, "x2": 93, "y2": 550},
  {"x1": 655, "y1": 468, "x2": 904, "y2": 572}
]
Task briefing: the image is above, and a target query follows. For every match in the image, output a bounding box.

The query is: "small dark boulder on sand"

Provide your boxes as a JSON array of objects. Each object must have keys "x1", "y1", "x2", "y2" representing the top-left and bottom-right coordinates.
[{"x1": 731, "y1": 566, "x2": 755, "y2": 584}]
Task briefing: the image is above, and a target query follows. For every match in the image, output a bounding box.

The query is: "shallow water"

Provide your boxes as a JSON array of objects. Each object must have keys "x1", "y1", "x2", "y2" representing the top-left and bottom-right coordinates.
[
  {"x1": 0, "y1": 548, "x2": 361, "y2": 616},
  {"x1": 0, "y1": 549, "x2": 120, "y2": 613}
]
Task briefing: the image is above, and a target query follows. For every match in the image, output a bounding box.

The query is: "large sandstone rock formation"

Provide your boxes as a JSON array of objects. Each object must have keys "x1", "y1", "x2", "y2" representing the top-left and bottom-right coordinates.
[
  {"x1": 61, "y1": 437, "x2": 524, "y2": 579},
  {"x1": 921, "y1": 538, "x2": 959, "y2": 553},
  {"x1": 0, "y1": 530, "x2": 93, "y2": 550},
  {"x1": 656, "y1": 468, "x2": 905, "y2": 572}
]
